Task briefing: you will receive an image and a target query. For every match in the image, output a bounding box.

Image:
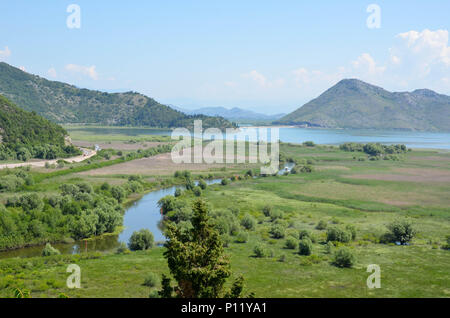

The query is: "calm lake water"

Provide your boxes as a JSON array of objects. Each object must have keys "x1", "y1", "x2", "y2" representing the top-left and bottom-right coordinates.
[{"x1": 71, "y1": 126, "x2": 450, "y2": 150}]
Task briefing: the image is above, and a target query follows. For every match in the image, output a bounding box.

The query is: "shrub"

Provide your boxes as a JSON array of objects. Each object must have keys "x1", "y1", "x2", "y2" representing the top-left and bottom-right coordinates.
[
  {"x1": 42, "y1": 243, "x2": 60, "y2": 256},
  {"x1": 192, "y1": 186, "x2": 202, "y2": 197},
  {"x1": 77, "y1": 182, "x2": 93, "y2": 194},
  {"x1": 299, "y1": 229, "x2": 311, "y2": 240},
  {"x1": 325, "y1": 241, "x2": 334, "y2": 254},
  {"x1": 19, "y1": 193, "x2": 44, "y2": 212},
  {"x1": 316, "y1": 220, "x2": 327, "y2": 230},
  {"x1": 100, "y1": 182, "x2": 110, "y2": 191},
  {"x1": 235, "y1": 231, "x2": 249, "y2": 243},
  {"x1": 253, "y1": 243, "x2": 270, "y2": 258},
  {"x1": 270, "y1": 224, "x2": 285, "y2": 239},
  {"x1": 345, "y1": 224, "x2": 357, "y2": 240},
  {"x1": 442, "y1": 235, "x2": 450, "y2": 250},
  {"x1": 116, "y1": 242, "x2": 130, "y2": 254},
  {"x1": 111, "y1": 185, "x2": 126, "y2": 203},
  {"x1": 185, "y1": 177, "x2": 195, "y2": 191},
  {"x1": 386, "y1": 219, "x2": 416, "y2": 245},
  {"x1": 300, "y1": 165, "x2": 313, "y2": 173},
  {"x1": 143, "y1": 272, "x2": 159, "y2": 288},
  {"x1": 241, "y1": 214, "x2": 256, "y2": 230},
  {"x1": 198, "y1": 179, "x2": 207, "y2": 190},
  {"x1": 284, "y1": 237, "x2": 298, "y2": 250},
  {"x1": 298, "y1": 238, "x2": 313, "y2": 256},
  {"x1": 303, "y1": 141, "x2": 315, "y2": 147},
  {"x1": 128, "y1": 229, "x2": 154, "y2": 251},
  {"x1": 0, "y1": 175, "x2": 25, "y2": 192},
  {"x1": 326, "y1": 226, "x2": 352, "y2": 243},
  {"x1": 221, "y1": 178, "x2": 229, "y2": 186},
  {"x1": 174, "y1": 188, "x2": 182, "y2": 197},
  {"x1": 262, "y1": 205, "x2": 272, "y2": 217},
  {"x1": 332, "y1": 248, "x2": 355, "y2": 268},
  {"x1": 270, "y1": 210, "x2": 284, "y2": 222}
]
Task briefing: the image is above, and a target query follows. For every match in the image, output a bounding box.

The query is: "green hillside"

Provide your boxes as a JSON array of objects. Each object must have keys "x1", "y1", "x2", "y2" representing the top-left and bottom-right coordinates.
[
  {"x1": 275, "y1": 79, "x2": 450, "y2": 131},
  {"x1": 0, "y1": 62, "x2": 233, "y2": 129},
  {"x1": 0, "y1": 95, "x2": 80, "y2": 161}
]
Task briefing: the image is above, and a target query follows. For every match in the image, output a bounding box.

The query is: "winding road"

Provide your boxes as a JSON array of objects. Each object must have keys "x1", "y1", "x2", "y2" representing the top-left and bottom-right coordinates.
[{"x1": 0, "y1": 148, "x2": 97, "y2": 170}]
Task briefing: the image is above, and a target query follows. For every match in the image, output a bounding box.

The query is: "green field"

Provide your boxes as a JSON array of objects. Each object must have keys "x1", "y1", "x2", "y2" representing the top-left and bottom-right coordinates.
[{"x1": 0, "y1": 129, "x2": 449, "y2": 298}]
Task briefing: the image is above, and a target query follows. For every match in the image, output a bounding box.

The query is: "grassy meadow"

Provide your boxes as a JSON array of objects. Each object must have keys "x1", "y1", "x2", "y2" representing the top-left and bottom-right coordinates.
[{"x1": 0, "y1": 127, "x2": 449, "y2": 298}]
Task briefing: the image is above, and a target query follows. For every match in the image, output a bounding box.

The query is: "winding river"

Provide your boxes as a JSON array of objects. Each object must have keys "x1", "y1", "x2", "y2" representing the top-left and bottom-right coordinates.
[{"x1": 0, "y1": 179, "x2": 224, "y2": 259}]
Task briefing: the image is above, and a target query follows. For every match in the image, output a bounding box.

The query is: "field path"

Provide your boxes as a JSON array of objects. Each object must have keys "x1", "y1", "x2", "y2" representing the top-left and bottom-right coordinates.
[{"x1": 0, "y1": 148, "x2": 96, "y2": 170}]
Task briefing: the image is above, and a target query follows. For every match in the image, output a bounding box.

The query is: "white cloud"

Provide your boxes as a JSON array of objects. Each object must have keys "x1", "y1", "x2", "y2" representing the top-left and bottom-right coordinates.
[
  {"x1": 243, "y1": 70, "x2": 267, "y2": 87},
  {"x1": 351, "y1": 53, "x2": 386, "y2": 76},
  {"x1": 47, "y1": 67, "x2": 57, "y2": 78},
  {"x1": 0, "y1": 46, "x2": 11, "y2": 61},
  {"x1": 242, "y1": 70, "x2": 284, "y2": 88},
  {"x1": 65, "y1": 64, "x2": 98, "y2": 80},
  {"x1": 391, "y1": 29, "x2": 450, "y2": 73}
]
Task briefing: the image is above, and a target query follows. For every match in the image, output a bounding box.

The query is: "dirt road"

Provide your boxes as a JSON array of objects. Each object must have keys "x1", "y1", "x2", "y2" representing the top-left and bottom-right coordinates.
[{"x1": 0, "y1": 148, "x2": 97, "y2": 170}]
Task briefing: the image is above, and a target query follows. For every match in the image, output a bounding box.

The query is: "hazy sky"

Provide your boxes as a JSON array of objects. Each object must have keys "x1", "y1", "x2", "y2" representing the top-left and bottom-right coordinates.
[{"x1": 1, "y1": 1, "x2": 449, "y2": 114}]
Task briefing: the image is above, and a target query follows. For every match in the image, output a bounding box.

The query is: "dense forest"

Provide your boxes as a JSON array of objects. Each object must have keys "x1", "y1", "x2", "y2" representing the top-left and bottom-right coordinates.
[
  {"x1": 0, "y1": 95, "x2": 80, "y2": 161},
  {"x1": 0, "y1": 62, "x2": 235, "y2": 129}
]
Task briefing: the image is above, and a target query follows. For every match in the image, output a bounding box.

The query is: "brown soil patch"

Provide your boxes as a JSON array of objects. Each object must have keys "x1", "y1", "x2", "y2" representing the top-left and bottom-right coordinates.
[{"x1": 78, "y1": 153, "x2": 258, "y2": 176}]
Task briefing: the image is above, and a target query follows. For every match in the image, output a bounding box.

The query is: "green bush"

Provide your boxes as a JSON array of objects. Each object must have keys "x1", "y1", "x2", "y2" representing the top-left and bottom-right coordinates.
[
  {"x1": 253, "y1": 243, "x2": 270, "y2": 258},
  {"x1": 325, "y1": 241, "x2": 334, "y2": 254},
  {"x1": 116, "y1": 242, "x2": 130, "y2": 254},
  {"x1": 299, "y1": 165, "x2": 313, "y2": 173},
  {"x1": 111, "y1": 185, "x2": 126, "y2": 203},
  {"x1": 332, "y1": 248, "x2": 355, "y2": 268},
  {"x1": 298, "y1": 238, "x2": 313, "y2": 256},
  {"x1": 284, "y1": 237, "x2": 298, "y2": 250},
  {"x1": 42, "y1": 243, "x2": 60, "y2": 256},
  {"x1": 128, "y1": 229, "x2": 154, "y2": 251},
  {"x1": 241, "y1": 214, "x2": 256, "y2": 230},
  {"x1": 345, "y1": 224, "x2": 357, "y2": 240},
  {"x1": 143, "y1": 272, "x2": 160, "y2": 288},
  {"x1": 442, "y1": 235, "x2": 450, "y2": 250},
  {"x1": 270, "y1": 210, "x2": 284, "y2": 222},
  {"x1": 326, "y1": 226, "x2": 352, "y2": 243},
  {"x1": 316, "y1": 220, "x2": 327, "y2": 230},
  {"x1": 198, "y1": 179, "x2": 207, "y2": 190},
  {"x1": 235, "y1": 231, "x2": 249, "y2": 243},
  {"x1": 386, "y1": 219, "x2": 416, "y2": 245},
  {"x1": 262, "y1": 205, "x2": 272, "y2": 217},
  {"x1": 270, "y1": 224, "x2": 285, "y2": 239},
  {"x1": 299, "y1": 229, "x2": 311, "y2": 240},
  {"x1": 192, "y1": 186, "x2": 202, "y2": 197},
  {"x1": 221, "y1": 178, "x2": 229, "y2": 186},
  {"x1": 174, "y1": 188, "x2": 182, "y2": 197}
]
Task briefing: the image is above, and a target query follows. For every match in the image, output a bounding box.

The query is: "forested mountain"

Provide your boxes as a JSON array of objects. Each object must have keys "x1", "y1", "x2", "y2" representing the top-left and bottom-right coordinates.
[
  {"x1": 0, "y1": 95, "x2": 80, "y2": 161},
  {"x1": 0, "y1": 62, "x2": 233, "y2": 129},
  {"x1": 275, "y1": 79, "x2": 450, "y2": 131}
]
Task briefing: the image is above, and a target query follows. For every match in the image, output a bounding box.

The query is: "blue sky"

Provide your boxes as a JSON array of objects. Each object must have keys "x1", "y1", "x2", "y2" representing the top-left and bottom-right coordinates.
[{"x1": 1, "y1": 1, "x2": 449, "y2": 114}]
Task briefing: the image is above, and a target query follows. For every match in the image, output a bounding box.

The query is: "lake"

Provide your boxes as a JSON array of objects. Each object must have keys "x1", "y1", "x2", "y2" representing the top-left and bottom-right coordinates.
[{"x1": 70, "y1": 126, "x2": 450, "y2": 150}]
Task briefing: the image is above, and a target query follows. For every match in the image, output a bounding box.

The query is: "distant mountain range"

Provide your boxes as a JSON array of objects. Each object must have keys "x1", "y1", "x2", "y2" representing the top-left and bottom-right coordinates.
[
  {"x1": 172, "y1": 106, "x2": 285, "y2": 121},
  {"x1": 275, "y1": 79, "x2": 450, "y2": 131},
  {"x1": 0, "y1": 62, "x2": 233, "y2": 129}
]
